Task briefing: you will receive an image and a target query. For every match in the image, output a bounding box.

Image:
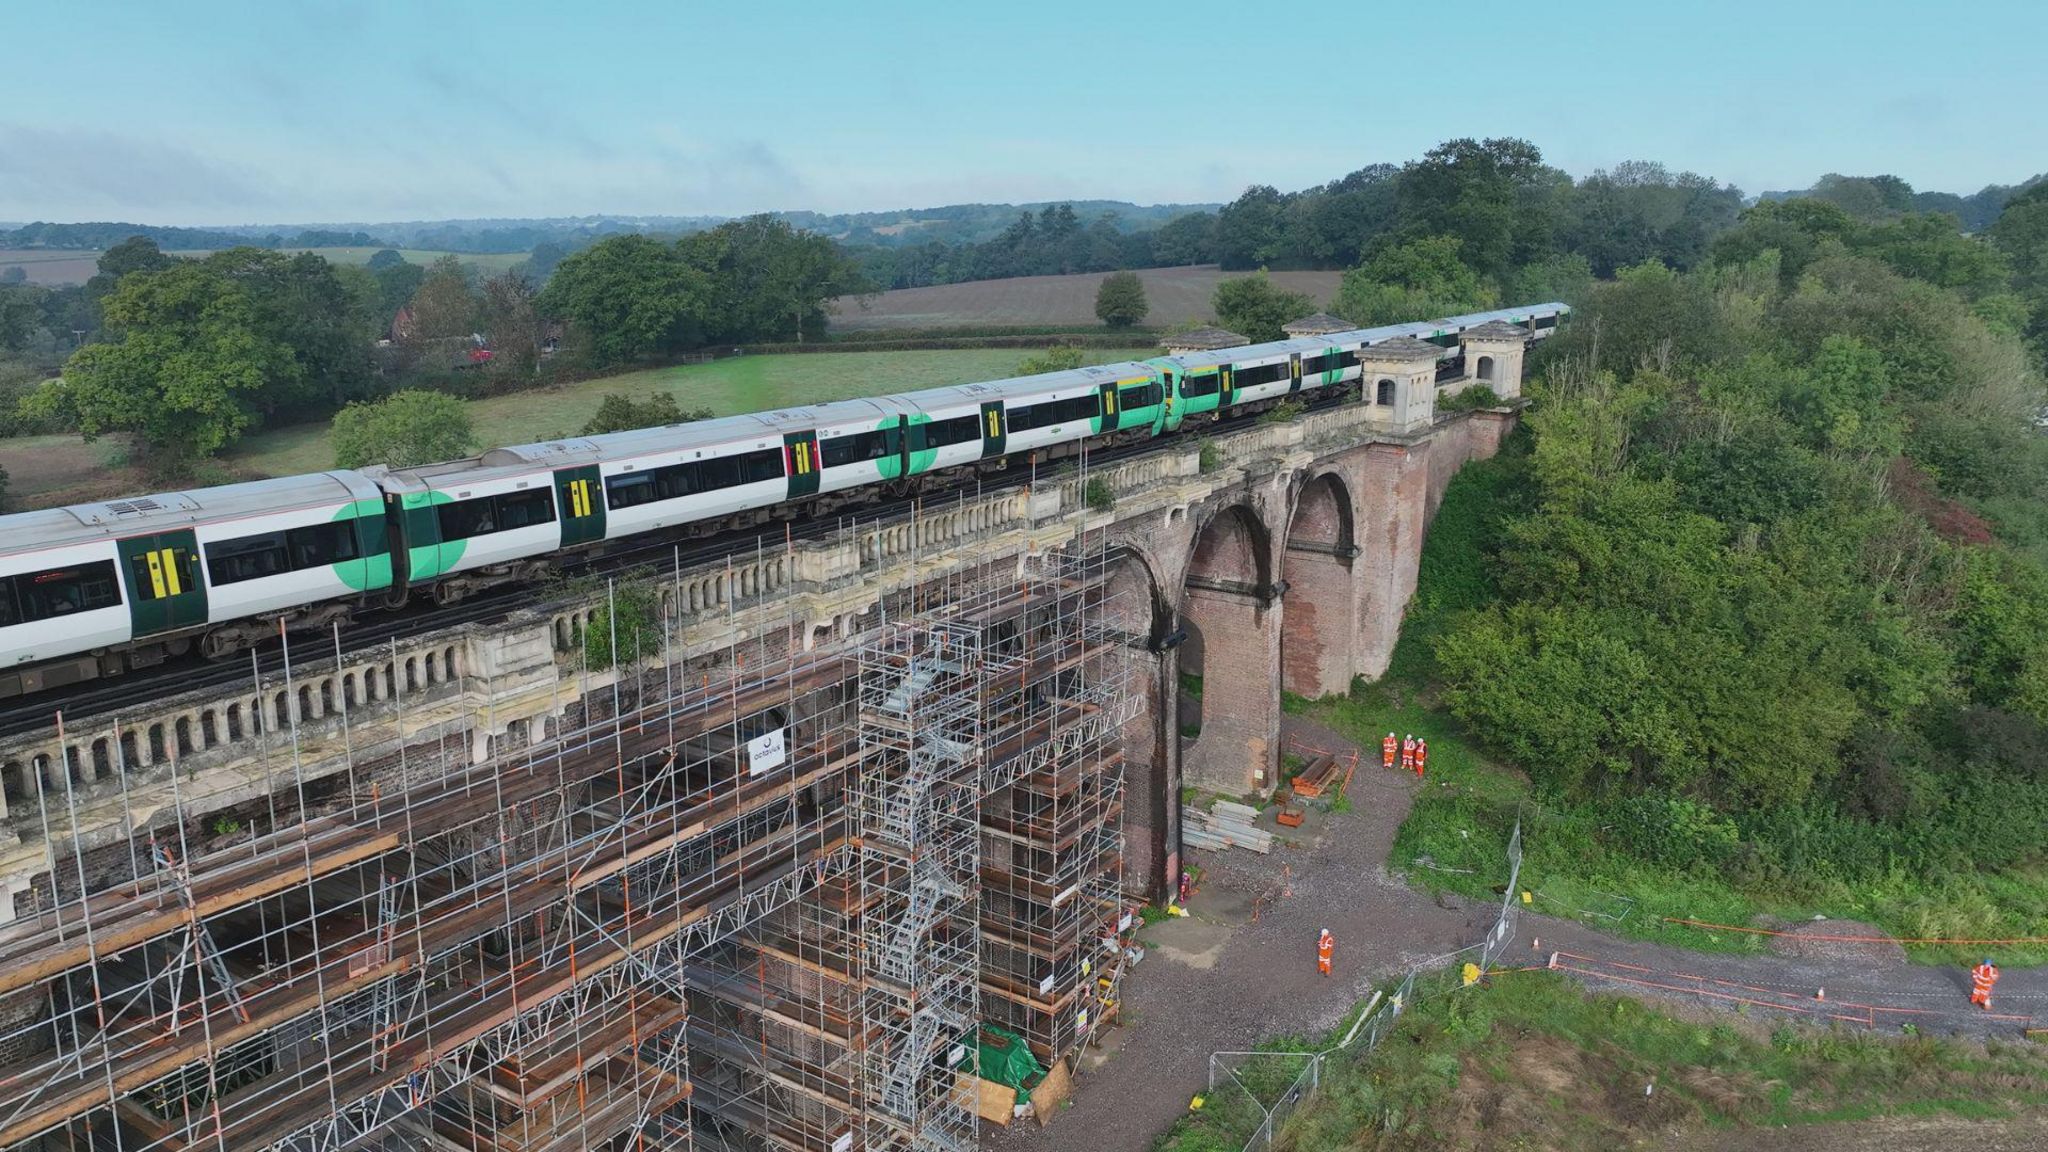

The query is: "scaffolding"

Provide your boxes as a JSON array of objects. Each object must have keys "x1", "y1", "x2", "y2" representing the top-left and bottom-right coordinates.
[{"x1": 0, "y1": 543, "x2": 1133, "y2": 1152}]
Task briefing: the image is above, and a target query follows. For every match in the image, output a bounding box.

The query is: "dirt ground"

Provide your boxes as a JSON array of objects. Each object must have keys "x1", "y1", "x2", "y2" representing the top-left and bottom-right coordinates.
[
  {"x1": 831, "y1": 265, "x2": 1344, "y2": 331},
  {"x1": 999, "y1": 714, "x2": 2048, "y2": 1152}
]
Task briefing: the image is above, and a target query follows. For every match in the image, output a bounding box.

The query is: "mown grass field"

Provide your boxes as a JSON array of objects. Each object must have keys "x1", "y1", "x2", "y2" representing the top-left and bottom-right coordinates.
[
  {"x1": 0, "y1": 247, "x2": 524, "y2": 286},
  {"x1": 829, "y1": 264, "x2": 1341, "y2": 331},
  {"x1": 225, "y1": 345, "x2": 1154, "y2": 477}
]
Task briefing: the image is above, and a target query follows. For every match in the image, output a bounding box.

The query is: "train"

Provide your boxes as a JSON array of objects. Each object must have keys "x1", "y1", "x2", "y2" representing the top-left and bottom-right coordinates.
[{"x1": 0, "y1": 303, "x2": 1568, "y2": 700}]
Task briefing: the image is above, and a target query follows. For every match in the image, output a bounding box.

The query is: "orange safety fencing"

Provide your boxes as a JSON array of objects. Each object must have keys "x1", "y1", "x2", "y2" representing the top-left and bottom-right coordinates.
[{"x1": 1661, "y1": 918, "x2": 2048, "y2": 946}]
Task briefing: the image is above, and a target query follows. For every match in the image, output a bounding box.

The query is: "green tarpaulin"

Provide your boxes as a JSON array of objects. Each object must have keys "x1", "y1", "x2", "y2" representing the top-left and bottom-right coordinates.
[{"x1": 967, "y1": 1024, "x2": 1043, "y2": 1103}]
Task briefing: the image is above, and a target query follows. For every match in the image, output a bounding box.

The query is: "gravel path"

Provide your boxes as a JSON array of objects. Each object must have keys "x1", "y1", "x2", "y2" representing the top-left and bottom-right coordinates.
[{"x1": 994, "y1": 715, "x2": 2046, "y2": 1150}]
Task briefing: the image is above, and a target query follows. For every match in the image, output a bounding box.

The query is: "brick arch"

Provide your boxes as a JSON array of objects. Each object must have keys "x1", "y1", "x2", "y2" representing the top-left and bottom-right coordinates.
[
  {"x1": 1098, "y1": 545, "x2": 1179, "y2": 900},
  {"x1": 1281, "y1": 471, "x2": 1362, "y2": 698},
  {"x1": 1177, "y1": 501, "x2": 1281, "y2": 796}
]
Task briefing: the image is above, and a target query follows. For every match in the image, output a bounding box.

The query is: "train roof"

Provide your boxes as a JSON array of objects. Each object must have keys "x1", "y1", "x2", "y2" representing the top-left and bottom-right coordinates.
[
  {"x1": 1154, "y1": 303, "x2": 1571, "y2": 372},
  {"x1": 885, "y1": 361, "x2": 1160, "y2": 415},
  {"x1": 0, "y1": 471, "x2": 381, "y2": 560}
]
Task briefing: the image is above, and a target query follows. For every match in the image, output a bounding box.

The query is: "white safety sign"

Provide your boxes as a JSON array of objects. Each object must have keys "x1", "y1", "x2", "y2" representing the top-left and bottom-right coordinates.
[{"x1": 747, "y1": 728, "x2": 787, "y2": 776}]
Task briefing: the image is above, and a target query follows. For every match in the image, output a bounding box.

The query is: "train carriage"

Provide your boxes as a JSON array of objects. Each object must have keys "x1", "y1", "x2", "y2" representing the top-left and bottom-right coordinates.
[{"x1": 1, "y1": 472, "x2": 391, "y2": 693}]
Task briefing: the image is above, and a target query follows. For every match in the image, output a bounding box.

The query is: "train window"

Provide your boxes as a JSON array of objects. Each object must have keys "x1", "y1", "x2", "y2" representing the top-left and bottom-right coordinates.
[
  {"x1": 495, "y1": 488, "x2": 556, "y2": 531},
  {"x1": 604, "y1": 447, "x2": 786, "y2": 511},
  {"x1": 1235, "y1": 362, "x2": 1288, "y2": 388},
  {"x1": 740, "y1": 449, "x2": 785, "y2": 484},
  {"x1": 1180, "y1": 373, "x2": 1219, "y2": 400},
  {"x1": 1118, "y1": 382, "x2": 1163, "y2": 409},
  {"x1": 10, "y1": 561, "x2": 122, "y2": 622},
  {"x1": 606, "y1": 472, "x2": 660, "y2": 510},
  {"x1": 1009, "y1": 394, "x2": 1101, "y2": 432},
  {"x1": 288, "y1": 521, "x2": 360, "y2": 568},
  {"x1": 915, "y1": 415, "x2": 982, "y2": 450},
  {"x1": 438, "y1": 498, "x2": 495, "y2": 541},
  {"x1": 208, "y1": 532, "x2": 291, "y2": 584},
  {"x1": 820, "y1": 428, "x2": 893, "y2": 468},
  {"x1": 0, "y1": 582, "x2": 16, "y2": 627},
  {"x1": 1534, "y1": 315, "x2": 1557, "y2": 330},
  {"x1": 1338, "y1": 350, "x2": 1359, "y2": 369}
]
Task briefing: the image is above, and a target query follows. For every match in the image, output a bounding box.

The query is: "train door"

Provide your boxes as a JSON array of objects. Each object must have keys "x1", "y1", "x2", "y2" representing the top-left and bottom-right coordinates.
[
  {"x1": 980, "y1": 401, "x2": 1006, "y2": 458},
  {"x1": 1097, "y1": 380, "x2": 1121, "y2": 434},
  {"x1": 118, "y1": 530, "x2": 207, "y2": 637},
  {"x1": 784, "y1": 431, "x2": 821, "y2": 499},
  {"x1": 1289, "y1": 352, "x2": 1303, "y2": 394},
  {"x1": 554, "y1": 465, "x2": 606, "y2": 546},
  {"x1": 1219, "y1": 364, "x2": 1236, "y2": 409}
]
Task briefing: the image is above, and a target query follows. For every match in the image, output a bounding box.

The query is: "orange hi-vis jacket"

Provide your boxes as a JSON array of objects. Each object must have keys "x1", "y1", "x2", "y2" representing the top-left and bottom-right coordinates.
[
  {"x1": 1413, "y1": 742, "x2": 1429, "y2": 774},
  {"x1": 1317, "y1": 933, "x2": 1334, "y2": 971},
  {"x1": 1382, "y1": 735, "x2": 1398, "y2": 767},
  {"x1": 1401, "y1": 737, "x2": 1417, "y2": 768},
  {"x1": 1973, "y1": 963, "x2": 2000, "y2": 995}
]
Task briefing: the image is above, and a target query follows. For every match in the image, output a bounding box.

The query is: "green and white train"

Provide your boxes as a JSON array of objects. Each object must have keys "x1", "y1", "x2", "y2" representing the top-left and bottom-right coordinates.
[{"x1": 0, "y1": 303, "x2": 1566, "y2": 699}]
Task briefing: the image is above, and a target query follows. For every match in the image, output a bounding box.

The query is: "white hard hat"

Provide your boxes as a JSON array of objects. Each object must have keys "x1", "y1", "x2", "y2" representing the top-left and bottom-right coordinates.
[{"x1": 1320, "y1": 927, "x2": 1330, "y2": 935}]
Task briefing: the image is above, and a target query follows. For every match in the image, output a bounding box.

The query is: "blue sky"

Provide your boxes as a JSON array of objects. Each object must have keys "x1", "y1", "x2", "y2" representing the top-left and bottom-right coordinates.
[{"x1": 2, "y1": 0, "x2": 2040, "y2": 225}]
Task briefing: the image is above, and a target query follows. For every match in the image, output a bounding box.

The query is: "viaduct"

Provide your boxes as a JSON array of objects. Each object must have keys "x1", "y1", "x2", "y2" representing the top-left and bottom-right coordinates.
[{"x1": 0, "y1": 320, "x2": 1531, "y2": 1152}]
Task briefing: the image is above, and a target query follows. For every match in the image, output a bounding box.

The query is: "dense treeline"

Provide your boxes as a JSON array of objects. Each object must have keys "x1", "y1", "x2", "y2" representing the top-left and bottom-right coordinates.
[
  {"x1": 1424, "y1": 199, "x2": 2048, "y2": 903},
  {"x1": 1760, "y1": 172, "x2": 2042, "y2": 231},
  {"x1": 0, "y1": 222, "x2": 384, "y2": 251}
]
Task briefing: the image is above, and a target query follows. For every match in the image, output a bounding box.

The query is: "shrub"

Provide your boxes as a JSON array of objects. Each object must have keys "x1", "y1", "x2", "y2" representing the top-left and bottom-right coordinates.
[
  {"x1": 1084, "y1": 475, "x2": 1115, "y2": 511},
  {"x1": 1094, "y1": 271, "x2": 1149, "y2": 328},
  {"x1": 1197, "y1": 439, "x2": 1221, "y2": 473}
]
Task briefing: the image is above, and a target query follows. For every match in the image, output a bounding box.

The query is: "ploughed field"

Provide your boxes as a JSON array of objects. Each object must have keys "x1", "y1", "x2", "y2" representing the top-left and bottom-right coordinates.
[{"x1": 830, "y1": 264, "x2": 1342, "y2": 331}]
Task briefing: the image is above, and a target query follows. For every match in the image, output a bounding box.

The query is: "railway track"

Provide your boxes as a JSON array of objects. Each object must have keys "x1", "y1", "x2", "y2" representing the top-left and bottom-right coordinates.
[{"x1": 0, "y1": 405, "x2": 1273, "y2": 738}]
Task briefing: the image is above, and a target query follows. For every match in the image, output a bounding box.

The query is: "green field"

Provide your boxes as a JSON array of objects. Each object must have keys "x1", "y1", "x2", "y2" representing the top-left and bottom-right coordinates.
[{"x1": 227, "y1": 346, "x2": 1156, "y2": 477}]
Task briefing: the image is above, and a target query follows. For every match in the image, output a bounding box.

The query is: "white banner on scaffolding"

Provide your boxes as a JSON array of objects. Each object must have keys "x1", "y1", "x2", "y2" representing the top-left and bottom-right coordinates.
[{"x1": 747, "y1": 728, "x2": 787, "y2": 775}]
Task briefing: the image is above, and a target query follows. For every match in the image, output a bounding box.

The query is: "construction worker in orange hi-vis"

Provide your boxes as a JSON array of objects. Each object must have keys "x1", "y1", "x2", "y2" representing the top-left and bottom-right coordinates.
[
  {"x1": 1382, "y1": 732, "x2": 1398, "y2": 770},
  {"x1": 1400, "y1": 734, "x2": 1417, "y2": 774},
  {"x1": 1413, "y1": 738, "x2": 1429, "y2": 779},
  {"x1": 1317, "y1": 928, "x2": 1334, "y2": 976},
  {"x1": 1970, "y1": 958, "x2": 2000, "y2": 1009}
]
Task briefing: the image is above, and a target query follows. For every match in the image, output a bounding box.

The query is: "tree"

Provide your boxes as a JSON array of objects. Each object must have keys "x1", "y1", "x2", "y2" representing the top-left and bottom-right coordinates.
[
  {"x1": 85, "y1": 237, "x2": 177, "y2": 303},
  {"x1": 0, "y1": 267, "x2": 23, "y2": 285},
  {"x1": 1211, "y1": 272, "x2": 1317, "y2": 342},
  {"x1": 478, "y1": 271, "x2": 545, "y2": 375},
  {"x1": 1334, "y1": 235, "x2": 1497, "y2": 326},
  {"x1": 371, "y1": 260, "x2": 425, "y2": 327},
  {"x1": 540, "y1": 234, "x2": 710, "y2": 365},
  {"x1": 407, "y1": 255, "x2": 479, "y2": 344},
  {"x1": 1150, "y1": 211, "x2": 1217, "y2": 266},
  {"x1": 1214, "y1": 186, "x2": 1287, "y2": 270},
  {"x1": 366, "y1": 248, "x2": 406, "y2": 272},
  {"x1": 1854, "y1": 212, "x2": 2011, "y2": 299},
  {"x1": 33, "y1": 261, "x2": 293, "y2": 471},
  {"x1": 331, "y1": 390, "x2": 477, "y2": 468},
  {"x1": 202, "y1": 247, "x2": 377, "y2": 414},
  {"x1": 581, "y1": 392, "x2": 712, "y2": 435},
  {"x1": 1393, "y1": 137, "x2": 1553, "y2": 282},
  {"x1": 1094, "y1": 271, "x2": 1148, "y2": 328},
  {"x1": 1016, "y1": 345, "x2": 1086, "y2": 375},
  {"x1": 677, "y1": 216, "x2": 873, "y2": 344}
]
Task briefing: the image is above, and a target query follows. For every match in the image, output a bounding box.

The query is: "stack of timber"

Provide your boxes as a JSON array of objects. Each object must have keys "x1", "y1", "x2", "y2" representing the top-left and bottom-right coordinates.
[{"x1": 1180, "y1": 801, "x2": 1274, "y2": 855}]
